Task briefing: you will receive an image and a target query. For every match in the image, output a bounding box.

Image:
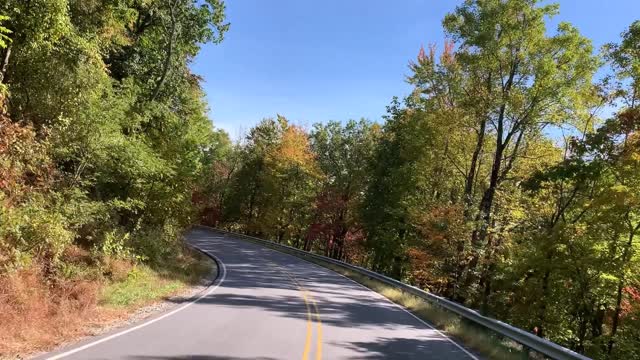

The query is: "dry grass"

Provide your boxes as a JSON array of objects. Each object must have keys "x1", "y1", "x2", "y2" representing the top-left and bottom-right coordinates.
[
  {"x1": 0, "y1": 245, "x2": 213, "y2": 359},
  {"x1": 0, "y1": 266, "x2": 119, "y2": 357}
]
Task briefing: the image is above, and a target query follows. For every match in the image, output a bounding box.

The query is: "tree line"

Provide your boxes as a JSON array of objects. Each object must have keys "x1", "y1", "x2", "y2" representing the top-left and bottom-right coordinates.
[{"x1": 198, "y1": 1, "x2": 640, "y2": 358}]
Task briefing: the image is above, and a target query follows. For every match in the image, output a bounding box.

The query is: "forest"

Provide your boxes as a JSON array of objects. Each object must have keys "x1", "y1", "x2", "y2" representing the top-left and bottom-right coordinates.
[{"x1": 1, "y1": 0, "x2": 639, "y2": 359}]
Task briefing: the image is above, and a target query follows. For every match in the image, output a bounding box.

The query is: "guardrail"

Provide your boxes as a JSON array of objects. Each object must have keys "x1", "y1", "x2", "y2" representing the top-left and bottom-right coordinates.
[{"x1": 202, "y1": 226, "x2": 591, "y2": 360}]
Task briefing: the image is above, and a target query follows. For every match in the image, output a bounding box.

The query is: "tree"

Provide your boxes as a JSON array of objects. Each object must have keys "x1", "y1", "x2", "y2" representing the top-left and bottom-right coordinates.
[
  {"x1": 361, "y1": 99, "x2": 457, "y2": 278},
  {"x1": 266, "y1": 124, "x2": 321, "y2": 243},
  {"x1": 408, "y1": 0, "x2": 600, "y2": 310},
  {"x1": 223, "y1": 117, "x2": 287, "y2": 234},
  {"x1": 308, "y1": 119, "x2": 378, "y2": 259},
  {"x1": 223, "y1": 116, "x2": 320, "y2": 242},
  {"x1": 601, "y1": 21, "x2": 640, "y2": 357}
]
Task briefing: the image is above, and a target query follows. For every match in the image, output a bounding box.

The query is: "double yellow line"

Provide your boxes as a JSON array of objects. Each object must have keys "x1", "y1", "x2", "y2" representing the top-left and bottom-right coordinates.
[
  {"x1": 301, "y1": 289, "x2": 322, "y2": 360},
  {"x1": 268, "y1": 261, "x2": 323, "y2": 360}
]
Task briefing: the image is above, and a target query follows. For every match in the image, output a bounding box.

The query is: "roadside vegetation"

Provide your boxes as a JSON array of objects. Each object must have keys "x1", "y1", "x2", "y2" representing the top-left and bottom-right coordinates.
[
  {"x1": 0, "y1": 246, "x2": 212, "y2": 357},
  {"x1": 100, "y1": 246, "x2": 212, "y2": 308},
  {"x1": 0, "y1": 0, "x2": 227, "y2": 357}
]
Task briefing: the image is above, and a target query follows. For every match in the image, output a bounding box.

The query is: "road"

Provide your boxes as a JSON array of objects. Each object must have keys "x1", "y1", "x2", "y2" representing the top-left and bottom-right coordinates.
[{"x1": 39, "y1": 227, "x2": 477, "y2": 360}]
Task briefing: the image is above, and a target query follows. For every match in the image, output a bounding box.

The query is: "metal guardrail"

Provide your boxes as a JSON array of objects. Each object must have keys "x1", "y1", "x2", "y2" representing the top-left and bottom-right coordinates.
[{"x1": 202, "y1": 226, "x2": 591, "y2": 360}]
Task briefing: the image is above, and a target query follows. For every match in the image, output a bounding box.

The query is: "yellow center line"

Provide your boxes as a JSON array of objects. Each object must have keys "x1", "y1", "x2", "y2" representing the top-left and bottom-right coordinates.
[
  {"x1": 300, "y1": 290, "x2": 314, "y2": 360},
  {"x1": 267, "y1": 261, "x2": 316, "y2": 360},
  {"x1": 307, "y1": 291, "x2": 323, "y2": 360}
]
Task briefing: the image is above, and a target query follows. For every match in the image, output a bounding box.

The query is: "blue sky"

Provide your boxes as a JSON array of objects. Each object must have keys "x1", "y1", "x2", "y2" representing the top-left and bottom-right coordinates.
[{"x1": 191, "y1": 0, "x2": 640, "y2": 138}]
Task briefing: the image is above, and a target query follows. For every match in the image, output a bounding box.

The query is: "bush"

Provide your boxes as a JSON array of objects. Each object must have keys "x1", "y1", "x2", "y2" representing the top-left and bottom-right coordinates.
[{"x1": 1, "y1": 196, "x2": 74, "y2": 271}]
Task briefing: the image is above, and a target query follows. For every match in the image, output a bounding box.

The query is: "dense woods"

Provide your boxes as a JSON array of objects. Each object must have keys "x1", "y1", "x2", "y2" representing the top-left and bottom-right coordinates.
[
  {"x1": 1, "y1": 0, "x2": 639, "y2": 359},
  {"x1": 0, "y1": 0, "x2": 230, "y2": 268}
]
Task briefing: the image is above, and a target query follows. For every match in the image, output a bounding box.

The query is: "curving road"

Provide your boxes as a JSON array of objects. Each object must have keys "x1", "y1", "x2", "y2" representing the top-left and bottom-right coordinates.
[{"x1": 39, "y1": 227, "x2": 477, "y2": 360}]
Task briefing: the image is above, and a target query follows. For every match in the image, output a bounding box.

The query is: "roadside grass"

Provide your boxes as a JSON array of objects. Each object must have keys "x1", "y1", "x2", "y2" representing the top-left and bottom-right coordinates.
[
  {"x1": 150, "y1": 246, "x2": 213, "y2": 286},
  {"x1": 101, "y1": 247, "x2": 212, "y2": 308},
  {"x1": 100, "y1": 265, "x2": 186, "y2": 308},
  {"x1": 0, "y1": 243, "x2": 213, "y2": 358}
]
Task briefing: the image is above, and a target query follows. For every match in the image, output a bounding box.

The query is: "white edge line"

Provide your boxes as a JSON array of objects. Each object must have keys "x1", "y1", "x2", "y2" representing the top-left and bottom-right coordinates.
[
  {"x1": 204, "y1": 226, "x2": 479, "y2": 360},
  {"x1": 45, "y1": 241, "x2": 227, "y2": 360}
]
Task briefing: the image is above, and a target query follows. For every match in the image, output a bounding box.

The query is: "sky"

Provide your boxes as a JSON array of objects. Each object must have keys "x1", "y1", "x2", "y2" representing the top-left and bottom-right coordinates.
[{"x1": 191, "y1": 0, "x2": 640, "y2": 139}]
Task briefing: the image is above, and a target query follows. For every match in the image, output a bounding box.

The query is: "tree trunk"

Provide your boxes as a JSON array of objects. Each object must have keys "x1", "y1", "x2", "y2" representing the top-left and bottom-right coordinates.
[
  {"x1": 469, "y1": 55, "x2": 519, "y2": 252},
  {"x1": 150, "y1": 2, "x2": 177, "y2": 102},
  {"x1": 474, "y1": 129, "x2": 505, "y2": 246},
  {"x1": 608, "y1": 225, "x2": 637, "y2": 354},
  {"x1": 453, "y1": 124, "x2": 486, "y2": 302},
  {"x1": 576, "y1": 313, "x2": 587, "y2": 353},
  {"x1": 536, "y1": 267, "x2": 551, "y2": 338},
  {"x1": 479, "y1": 227, "x2": 500, "y2": 314},
  {"x1": 0, "y1": 45, "x2": 11, "y2": 85},
  {"x1": 247, "y1": 188, "x2": 256, "y2": 233},
  {"x1": 463, "y1": 119, "x2": 487, "y2": 220},
  {"x1": 464, "y1": 140, "x2": 504, "y2": 289},
  {"x1": 479, "y1": 262, "x2": 494, "y2": 314},
  {"x1": 608, "y1": 278, "x2": 625, "y2": 354},
  {"x1": 464, "y1": 88, "x2": 513, "y2": 293}
]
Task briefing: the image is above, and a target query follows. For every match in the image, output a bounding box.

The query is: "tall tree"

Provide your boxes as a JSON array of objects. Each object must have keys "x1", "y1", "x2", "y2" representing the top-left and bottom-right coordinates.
[
  {"x1": 416, "y1": 0, "x2": 599, "y2": 309},
  {"x1": 602, "y1": 20, "x2": 640, "y2": 356}
]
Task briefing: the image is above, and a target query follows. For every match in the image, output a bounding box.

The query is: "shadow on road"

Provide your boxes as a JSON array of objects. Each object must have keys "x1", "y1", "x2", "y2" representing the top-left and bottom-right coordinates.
[
  {"x1": 176, "y1": 228, "x2": 473, "y2": 360},
  {"x1": 129, "y1": 356, "x2": 277, "y2": 360},
  {"x1": 335, "y1": 336, "x2": 464, "y2": 359},
  {"x1": 178, "y1": 231, "x2": 422, "y2": 330}
]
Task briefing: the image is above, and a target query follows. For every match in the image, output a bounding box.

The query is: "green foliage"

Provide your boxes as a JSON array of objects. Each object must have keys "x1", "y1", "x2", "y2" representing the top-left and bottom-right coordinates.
[
  {"x1": 308, "y1": 119, "x2": 378, "y2": 259},
  {"x1": 605, "y1": 20, "x2": 640, "y2": 107},
  {"x1": 0, "y1": 15, "x2": 11, "y2": 49},
  {"x1": 100, "y1": 265, "x2": 183, "y2": 307},
  {"x1": 222, "y1": 116, "x2": 321, "y2": 242},
  {"x1": 0, "y1": 0, "x2": 230, "y2": 276},
  {"x1": 362, "y1": 100, "x2": 449, "y2": 277},
  {"x1": 0, "y1": 0, "x2": 70, "y2": 48}
]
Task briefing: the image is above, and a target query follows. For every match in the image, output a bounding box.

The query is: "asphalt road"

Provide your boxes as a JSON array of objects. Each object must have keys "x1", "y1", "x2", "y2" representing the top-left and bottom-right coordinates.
[{"x1": 39, "y1": 227, "x2": 477, "y2": 360}]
